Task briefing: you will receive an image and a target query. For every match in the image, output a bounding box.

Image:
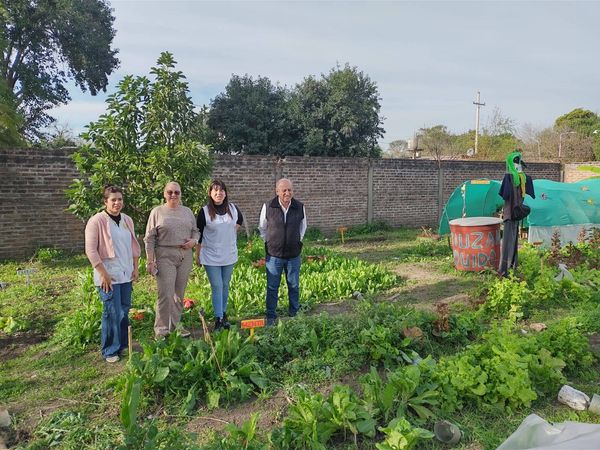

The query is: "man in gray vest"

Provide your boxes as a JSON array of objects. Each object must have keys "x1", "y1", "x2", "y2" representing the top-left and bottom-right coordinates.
[{"x1": 258, "y1": 178, "x2": 307, "y2": 326}]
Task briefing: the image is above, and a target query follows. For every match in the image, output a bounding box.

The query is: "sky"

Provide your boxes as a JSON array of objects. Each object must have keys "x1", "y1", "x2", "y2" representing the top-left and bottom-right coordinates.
[{"x1": 49, "y1": 0, "x2": 600, "y2": 148}]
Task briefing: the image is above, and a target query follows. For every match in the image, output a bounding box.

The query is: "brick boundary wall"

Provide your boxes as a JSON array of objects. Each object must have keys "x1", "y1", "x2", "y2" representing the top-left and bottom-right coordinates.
[
  {"x1": 0, "y1": 148, "x2": 562, "y2": 260},
  {"x1": 564, "y1": 162, "x2": 600, "y2": 182}
]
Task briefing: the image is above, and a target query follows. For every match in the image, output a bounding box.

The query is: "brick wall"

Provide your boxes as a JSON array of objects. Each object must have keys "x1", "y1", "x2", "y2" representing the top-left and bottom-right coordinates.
[
  {"x1": 0, "y1": 148, "x2": 85, "y2": 260},
  {"x1": 0, "y1": 148, "x2": 562, "y2": 260},
  {"x1": 564, "y1": 162, "x2": 600, "y2": 182}
]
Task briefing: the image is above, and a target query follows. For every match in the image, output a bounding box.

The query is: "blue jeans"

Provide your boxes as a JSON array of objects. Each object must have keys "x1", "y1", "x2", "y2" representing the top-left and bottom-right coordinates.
[
  {"x1": 204, "y1": 264, "x2": 235, "y2": 318},
  {"x1": 265, "y1": 255, "x2": 301, "y2": 319},
  {"x1": 98, "y1": 282, "x2": 132, "y2": 358}
]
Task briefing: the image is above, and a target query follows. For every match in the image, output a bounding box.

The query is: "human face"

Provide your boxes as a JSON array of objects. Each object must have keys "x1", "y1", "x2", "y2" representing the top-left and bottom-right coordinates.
[
  {"x1": 104, "y1": 192, "x2": 123, "y2": 216},
  {"x1": 210, "y1": 185, "x2": 226, "y2": 205},
  {"x1": 164, "y1": 183, "x2": 181, "y2": 208},
  {"x1": 276, "y1": 180, "x2": 293, "y2": 207}
]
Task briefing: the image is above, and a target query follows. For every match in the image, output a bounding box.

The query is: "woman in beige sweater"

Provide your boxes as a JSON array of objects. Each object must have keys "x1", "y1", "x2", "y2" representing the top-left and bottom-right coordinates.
[{"x1": 144, "y1": 182, "x2": 199, "y2": 338}]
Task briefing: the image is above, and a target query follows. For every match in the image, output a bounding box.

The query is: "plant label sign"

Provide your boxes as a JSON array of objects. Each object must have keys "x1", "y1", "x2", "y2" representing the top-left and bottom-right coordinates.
[
  {"x1": 241, "y1": 318, "x2": 265, "y2": 338},
  {"x1": 16, "y1": 268, "x2": 37, "y2": 285}
]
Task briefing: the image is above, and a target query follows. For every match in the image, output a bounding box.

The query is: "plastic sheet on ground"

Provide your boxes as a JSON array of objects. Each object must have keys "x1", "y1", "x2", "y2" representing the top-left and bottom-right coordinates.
[{"x1": 497, "y1": 414, "x2": 600, "y2": 450}]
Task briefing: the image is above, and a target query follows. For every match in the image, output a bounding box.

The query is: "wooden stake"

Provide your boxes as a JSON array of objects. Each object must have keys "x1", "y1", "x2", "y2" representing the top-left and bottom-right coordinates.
[{"x1": 128, "y1": 325, "x2": 133, "y2": 361}]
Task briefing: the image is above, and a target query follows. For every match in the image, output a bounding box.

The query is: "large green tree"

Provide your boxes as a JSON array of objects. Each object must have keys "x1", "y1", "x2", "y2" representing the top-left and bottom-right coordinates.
[
  {"x1": 1, "y1": 0, "x2": 119, "y2": 137},
  {"x1": 67, "y1": 52, "x2": 212, "y2": 234},
  {"x1": 289, "y1": 64, "x2": 384, "y2": 157},
  {"x1": 207, "y1": 74, "x2": 299, "y2": 155},
  {"x1": 0, "y1": 76, "x2": 23, "y2": 146}
]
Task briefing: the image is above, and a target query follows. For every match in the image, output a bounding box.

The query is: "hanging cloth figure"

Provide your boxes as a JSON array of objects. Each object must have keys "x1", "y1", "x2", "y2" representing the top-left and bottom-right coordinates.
[{"x1": 498, "y1": 151, "x2": 535, "y2": 277}]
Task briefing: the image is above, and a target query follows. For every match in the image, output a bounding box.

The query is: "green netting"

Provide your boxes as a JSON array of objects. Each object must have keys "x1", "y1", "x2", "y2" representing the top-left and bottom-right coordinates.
[{"x1": 438, "y1": 178, "x2": 600, "y2": 235}]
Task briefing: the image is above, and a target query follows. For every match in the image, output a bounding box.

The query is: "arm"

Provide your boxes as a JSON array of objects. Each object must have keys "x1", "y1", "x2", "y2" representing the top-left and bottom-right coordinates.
[
  {"x1": 300, "y1": 206, "x2": 307, "y2": 241},
  {"x1": 144, "y1": 208, "x2": 158, "y2": 275},
  {"x1": 258, "y1": 203, "x2": 267, "y2": 240},
  {"x1": 84, "y1": 215, "x2": 113, "y2": 291},
  {"x1": 181, "y1": 208, "x2": 199, "y2": 250},
  {"x1": 235, "y1": 204, "x2": 243, "y2": 231},
  {"x1": 195, "y1": 209, "x2": 206, "y2": 266}
]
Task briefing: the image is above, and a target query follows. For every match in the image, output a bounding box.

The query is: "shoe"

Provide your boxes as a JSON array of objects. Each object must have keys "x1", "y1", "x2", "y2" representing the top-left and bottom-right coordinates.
[
  {"x1": 214, "y1": 318, "x2": 224, "y2": 331},
  {"x1": 180, "y1": 328, "x2": 191, "y2": 338},
  {"x1": 222, "y1": 313, "x2": 231, "y2": 330},
  {"x1": 266, "y1": 317, "x2": 277, "y2": 327},
  {"x1": 106, "y1": 355, "x2": 120, "y2": 363}
]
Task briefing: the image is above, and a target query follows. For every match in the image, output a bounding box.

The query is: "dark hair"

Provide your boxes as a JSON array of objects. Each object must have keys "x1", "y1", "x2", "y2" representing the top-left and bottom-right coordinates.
[
  {"x1": 206, "y1": 179, "x2": 231, "y2": 220},
  {"x1": 102, "y1": 185, "x2": 123, "y2": 201}
]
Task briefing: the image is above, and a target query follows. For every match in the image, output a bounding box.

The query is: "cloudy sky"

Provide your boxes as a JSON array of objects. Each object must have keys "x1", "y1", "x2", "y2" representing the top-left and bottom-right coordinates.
[{"x1": 50, "y1": 0, "x2": 600, "y2": 147}]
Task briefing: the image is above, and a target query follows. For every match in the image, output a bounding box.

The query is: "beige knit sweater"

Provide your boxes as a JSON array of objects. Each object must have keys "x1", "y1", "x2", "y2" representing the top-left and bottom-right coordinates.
[{"x1": 144, "y1": 205, "x2": 199, "y2": 259}]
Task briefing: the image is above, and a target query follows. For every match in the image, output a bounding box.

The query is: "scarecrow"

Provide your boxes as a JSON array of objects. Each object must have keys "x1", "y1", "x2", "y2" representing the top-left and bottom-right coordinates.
[{"x1": 498, "y1": 150, "x2": 535, "y2": 277}]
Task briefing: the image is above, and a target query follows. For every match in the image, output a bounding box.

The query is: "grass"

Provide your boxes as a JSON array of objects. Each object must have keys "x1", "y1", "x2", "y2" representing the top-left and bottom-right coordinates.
[{"x1": 1, "y1": 231, "x2": 599, "y2": 449}]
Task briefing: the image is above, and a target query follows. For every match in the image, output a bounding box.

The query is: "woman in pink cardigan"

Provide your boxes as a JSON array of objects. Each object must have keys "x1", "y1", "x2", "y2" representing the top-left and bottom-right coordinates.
[{"x1": 85, "y1": 186, "x2": 140, "y2": 363}]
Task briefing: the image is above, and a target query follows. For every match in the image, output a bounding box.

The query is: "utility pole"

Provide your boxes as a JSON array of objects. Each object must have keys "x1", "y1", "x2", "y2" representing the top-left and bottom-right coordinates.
[{"x1": 473, "y1": 91, "x2": 485, "y2": 155}]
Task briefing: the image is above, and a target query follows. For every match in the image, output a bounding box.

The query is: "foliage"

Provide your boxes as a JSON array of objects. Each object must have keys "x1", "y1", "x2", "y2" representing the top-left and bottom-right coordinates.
[
  {"x1": 0, "y1": 315, "x2": 28, "y2": 333},
  {"x1": 554, "y1": 108, "x2": 600, "y2": 160},
  {"x1": 418, "y1": 125, "x2": 452, "y2": 162},
  {"x1": 360, "y1": 362, "x2": 439, "y2": 423},
  {"x1": 1, "y1": 0, "x2": 119, "y2": 137},
  {"x1": 53, "y1": 269, "x2": 103, "y2": 350},
  {"x1": 288, "y1": 63, "x2": 384, "y2": 157},
  {"x1": 207, "y1": 74, "x2": 298, "y2": 155},
  {"x1": 434, "y1": 322, "x2": 566, "y2": 413},
  {"x1": 0, "y1": 77, "x2": 24, "y2": 145},
  {"x1": 205, "y1": 413, "x2": 267, "y2": 450},
  {"x1": 67, "y1": 52, "x2": 212, "y2": 235},
  {"x1": 126, "y1": 329, "x2": 267, "y2": 412},
  {"x1": 535, "y1": 318, "x2": 595, "y2": 376},
  {"x1": 33, "y1": 247, "x2": 64, "y2": 263},
  {"x1": 375, "y1": 417, "x2": 434, "y2": 450},
  {"x1": 483, "y1": 275, "x2": 530, "y2": 320}
]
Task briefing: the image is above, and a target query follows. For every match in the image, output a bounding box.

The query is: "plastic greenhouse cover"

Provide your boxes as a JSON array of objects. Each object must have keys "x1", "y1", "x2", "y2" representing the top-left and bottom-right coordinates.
[
  {"x1": 439, "y1": 179, "x2": 600, "y2": 236},
  {"x1": 497, "y1": 414, "x2": 600, "y2": 450}
]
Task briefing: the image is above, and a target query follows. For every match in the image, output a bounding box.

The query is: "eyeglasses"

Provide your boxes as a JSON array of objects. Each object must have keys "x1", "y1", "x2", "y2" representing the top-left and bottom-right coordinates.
[{"x1": 166, "y1": 190, "x2": 181, "y2": 196}]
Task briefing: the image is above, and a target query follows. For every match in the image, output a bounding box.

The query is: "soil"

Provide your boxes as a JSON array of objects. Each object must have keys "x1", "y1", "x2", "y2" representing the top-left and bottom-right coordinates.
[{"x1": 0, "y1": 332, "x2": 47, "y2": 363}]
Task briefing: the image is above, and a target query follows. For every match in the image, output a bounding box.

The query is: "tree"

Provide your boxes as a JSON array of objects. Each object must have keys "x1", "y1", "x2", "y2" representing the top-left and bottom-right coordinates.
[
  {"x1": 67, "y1": 52, "x2": 212, "y2": 234},
  {"x1": 1, "y1": 0, "x2": 119, "y2": 138},
  {"x1": 555, "y1": 108, "x2": 600, "y2": 160},
  {"x1": 207, "y1": 74, "x2": 298, "y2": 155},
  {"x1": 419, "y1": 125, "x2": 452, "y2": 163},
  {"x1": 383, "y1": 139, "x2": 408, "y2": 158},
  {"x1": 0, "y1": 77, "x2": 24, "y2": 146},
  {"x1": 288, "y1": 64, "x2": 384, "y2": 157}
]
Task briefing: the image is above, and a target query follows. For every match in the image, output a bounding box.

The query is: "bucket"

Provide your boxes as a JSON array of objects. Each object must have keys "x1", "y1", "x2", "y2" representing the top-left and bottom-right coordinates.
[{"x1": 449, "y1": 217, "x2": 503, "y2": 271}]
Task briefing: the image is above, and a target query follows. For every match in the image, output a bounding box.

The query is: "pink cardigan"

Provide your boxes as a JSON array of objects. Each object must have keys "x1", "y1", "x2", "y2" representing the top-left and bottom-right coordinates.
[{"x1": 85, "y1": 211, "x2": 141, "y2": 268}]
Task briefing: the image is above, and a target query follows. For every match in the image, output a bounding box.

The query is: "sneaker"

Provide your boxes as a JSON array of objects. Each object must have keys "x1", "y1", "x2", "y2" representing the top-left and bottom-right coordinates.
[
  {"x1": 106, "y1": 355, "x2": 120, "y2": 363},
  {"x1": 266, "y1": 317, "x2": 277, "y2": 327},
  {"x1": 214, "y1": 318, "x2": 224, "y2": 331},
  {"x1": 222, "y1": 313, "x2": 231, "y2": 330},
  {"x1": 180, "y1": 328, "x2": 191, "y2": 338}
]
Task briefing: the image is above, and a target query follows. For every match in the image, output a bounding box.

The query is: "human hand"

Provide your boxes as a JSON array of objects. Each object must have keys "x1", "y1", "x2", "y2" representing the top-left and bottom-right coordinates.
[
  {"x1": 131, "y1": 267, "x2": 139, "y2": 282},
  {"x1": 146, "y1": 261, "x2": 158, "y2": 277},
  {"x1": 196, "y1": 255, "x2": 203, "y2": 268},
  {"x1": 181, "y1": 239, "x2": 196, "y2": 250},
  {"x1": 100, "y1": 272, "x2": 113, "y2": 292}
]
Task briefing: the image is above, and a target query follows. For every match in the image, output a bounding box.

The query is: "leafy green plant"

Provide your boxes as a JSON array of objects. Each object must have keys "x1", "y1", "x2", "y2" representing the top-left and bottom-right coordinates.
[
  {"x1": 205, "y1": 413, "x2": 268, "y2": 450},
  {"x1": 0, "y1": 315, "x2": 28, "y2": 333},
  {"x1": 375, "y1": 417, "x2": 434, "y2": 450},
  {"x1": 484, "y1": 275, "x2": 530, "y2": 320},
  {"x1": 323, "y1": 385, "x2": 376, "y2": 444},
  {"x1": 33, "y1": 247, "x2": 65, "y2": 263}
]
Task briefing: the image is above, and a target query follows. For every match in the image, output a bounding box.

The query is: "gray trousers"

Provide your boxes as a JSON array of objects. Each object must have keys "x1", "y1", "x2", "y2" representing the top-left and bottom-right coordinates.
[
  {"x1": 499, "y1": 220, "x2": 519, "y2": 277},
  {"x1": 154, "y1": 246, "x2": 193, "y2": 337}
]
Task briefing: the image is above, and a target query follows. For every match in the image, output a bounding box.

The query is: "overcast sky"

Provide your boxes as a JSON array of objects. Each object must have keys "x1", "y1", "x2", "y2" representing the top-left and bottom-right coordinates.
[{"x1": 49, "y1": 0, "x2": 600, "y2": 147}]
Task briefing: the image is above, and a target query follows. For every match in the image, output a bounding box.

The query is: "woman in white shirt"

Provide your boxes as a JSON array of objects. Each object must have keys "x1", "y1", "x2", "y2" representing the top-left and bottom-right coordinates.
[
  {"x1": 85, "y1": 186, "x2": 140, "y2": 363},
  {"x1": 195, "y1": 180, "x2": 243, "y2": 331}
]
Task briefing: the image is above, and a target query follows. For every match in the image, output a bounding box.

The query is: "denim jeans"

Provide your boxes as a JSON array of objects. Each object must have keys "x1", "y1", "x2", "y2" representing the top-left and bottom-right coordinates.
[
  {"x1": 204, "y1": 264, "x2": 235, "y2": 319},
  {"x1": 265, "y1": 255, "x2": 301, "y2": 319},
  {"x1": 98, "y1": 282, "x2": 132, "y2": 358}
]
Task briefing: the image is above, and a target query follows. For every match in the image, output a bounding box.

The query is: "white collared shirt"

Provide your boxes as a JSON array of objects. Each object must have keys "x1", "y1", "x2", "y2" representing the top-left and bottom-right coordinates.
[{"x1": 258, "y1": 199, "x2": 307, "y2": 241}]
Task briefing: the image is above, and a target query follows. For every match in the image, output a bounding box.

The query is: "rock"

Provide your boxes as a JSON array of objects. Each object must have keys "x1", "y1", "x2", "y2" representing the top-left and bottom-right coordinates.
[
  {"x1": 529, "y1": 322, "x2": 547, "y2": 332},
  {"x1": 0, "y1": 408, "x2": 10, "y2": 428},
  {"x1": 557, "y1": 385, "x2": 590, "y2": 410},
  {"x1": 352, "y1": 291, "x2": 364, "y2": 300}
]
